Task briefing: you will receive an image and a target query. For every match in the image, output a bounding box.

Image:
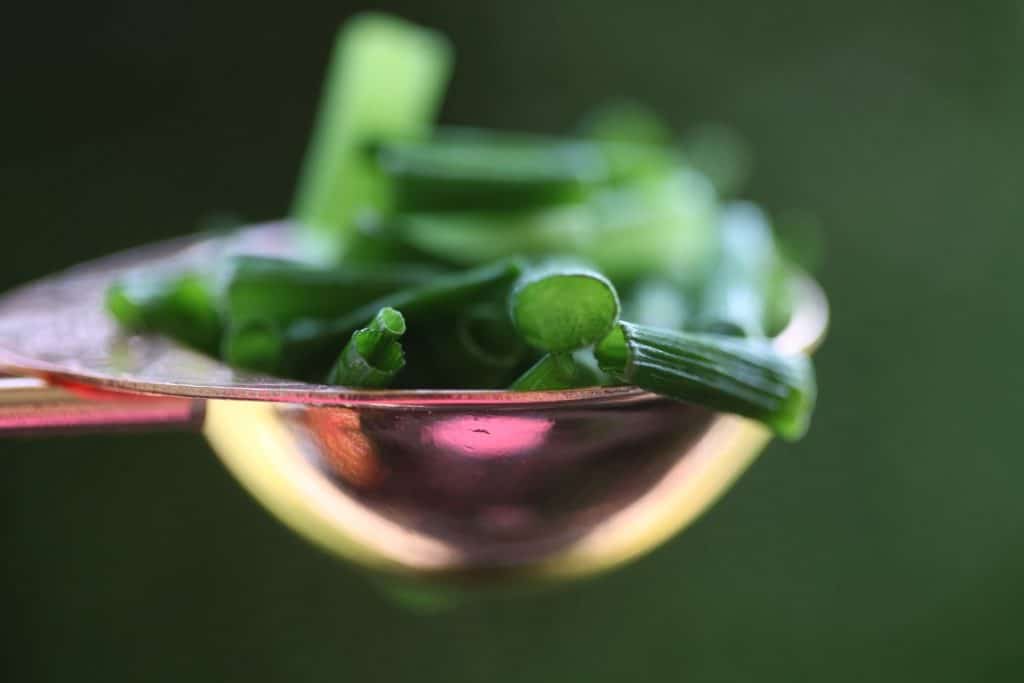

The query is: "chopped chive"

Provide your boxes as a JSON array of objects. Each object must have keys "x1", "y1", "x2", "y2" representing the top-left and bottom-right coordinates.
[
  {"x1": 377, "y1": 128, "x2": 606, "y2": 211},
  {"x1": 106, "y1": 271, "x2": 222, "y2": 355},
  {"x1": 224, "y1": 255, "x2": 441, "y2": 325},
  {"x1": 508, "y1": 351, "x2": 605, "y2": 391},
  {"x1": 223, "y1": 259, "x2": 524, "y2": 377},
  {"x1": 292, "y1": 13, "x2": 453, "y2": 258},
  {"x1": 326, "y1": 307, "x2": 406, "y2": 387},
  {"x1": 595, "y1": 322, "x2": 815, "y2": 440},
  {"x1": 509, "y1": 261, "x2": 620, "y2": 352}
]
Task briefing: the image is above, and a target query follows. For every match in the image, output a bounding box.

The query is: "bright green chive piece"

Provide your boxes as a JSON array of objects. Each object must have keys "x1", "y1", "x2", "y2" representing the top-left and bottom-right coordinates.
[
  {"x1": 377, "y1": 128, "x2": 606, "y2": 211},
  {"x1": 508, "y1": 352, "x2": 604, "y2": 391},
  {"x1": 595, "y1": 322, "x2": 816, "y2": 440},
  {"x1": 106, "y1": 271, "x2": 222, "y2": 355},
  {"x1": 224, "y1": 256, "x2": 440, "y2": 325},
  {"x1": 224, "y1": 259, "x2": 524, "y2": 378},
  {"x1": 291, "y1": 13, "x2": 453, "y2": 259},
  {"x1": 695, "y1": 202, "x2": 779, "y2": 338},
  {"x1": 326, "y1": 307, "x2": 406, "y2": 387},
  {"x1": 510, "y1": 262, "x2": 620, "y2": 353}
]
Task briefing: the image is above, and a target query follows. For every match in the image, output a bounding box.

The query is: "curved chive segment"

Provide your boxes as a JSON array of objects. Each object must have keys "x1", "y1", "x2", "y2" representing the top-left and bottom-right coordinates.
[
  {"x1": 291, "y1": 13, "x2": 452, "y2": 258},
  {"x1": 695, "y1": 202, "x2": 779, "y2": 338},
  {"x1": 224, "y1": 256, "x2": 440, "y2": 325},
  {"x1": 509, "y1": 352, "x2": 604, "y2": 391},
  {"x1": 224, "y1": 259, "x2": 523, "y2": 377},
  {"x1": 595, "y1": 322, "x2": 815, "y2": 440},
  {"x1": 326, "y1": 307, "x2": 406, "y2": 387},
  {"x1": 509, "y1": 262, "x2": 620, "y2": 353},
  {"x1": 377, "y1": 128, "x2": 606, "y2": 211},
  {"x1": 106, "y1": 271, "x2": 222, "y2": 355}
]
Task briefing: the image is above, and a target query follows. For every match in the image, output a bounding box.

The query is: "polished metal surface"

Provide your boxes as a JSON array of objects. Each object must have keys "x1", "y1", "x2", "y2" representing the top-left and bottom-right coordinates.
[
  {"x1": 0, "y1": 375, "x2": 202, "y2": 435},
  {"x1": 0, "y1": 224, "x2": 828, "y2": 583}
]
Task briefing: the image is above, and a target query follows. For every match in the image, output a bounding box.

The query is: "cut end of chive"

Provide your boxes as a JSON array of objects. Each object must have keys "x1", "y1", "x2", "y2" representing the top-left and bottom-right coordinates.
[
  {"x1": 511, "y1": 268, "x2": 620, "y2": 352},
  {"x1": 372, "y1": 306, "x2": 406, "y2": 337},
  {"x1": 105, "y1": 282, "x2": 144, "y2": 329}
]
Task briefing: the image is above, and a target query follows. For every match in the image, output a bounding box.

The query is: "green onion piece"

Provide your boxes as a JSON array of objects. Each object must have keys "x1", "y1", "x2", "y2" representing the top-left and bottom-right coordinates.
[
  {"x1": 595, "y1": 322, "x2": 815, "y2": 440},
  {"x1": 106, "y1": 271, "x2": 222, "y2": 355},
  {"x1": 223, "y1": 259, "x2": 524, "y2": 377},
  {"x1": 509, "y1": 262, "x2": 620, "y2": 352},
  {"x1": 326, "y1": 307, "x2": 406, "y2": 387},
  {"x1": 377, "y1": 128, "x2": 606, "y2": 211},
  {"x1": 508, "y1": 351, "x2": 605, "y2": 391},
  {"x1": 695, "y1": 202, "x2": 778, "y2": 338},
  {"x1": 291, "y1": 13, "x2": 453, "y2": 259},
  {"x1": 224, "y1": 256, "x2": 441, "y2": 325},
  {"x1": 383, "y1": 170, "x2": 716, "y2": 283}
]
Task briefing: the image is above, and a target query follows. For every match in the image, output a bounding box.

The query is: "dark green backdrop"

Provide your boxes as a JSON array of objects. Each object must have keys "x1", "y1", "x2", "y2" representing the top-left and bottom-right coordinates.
[{"x1": 4, "y1": 2, "x2": 1022, "y2": 680}]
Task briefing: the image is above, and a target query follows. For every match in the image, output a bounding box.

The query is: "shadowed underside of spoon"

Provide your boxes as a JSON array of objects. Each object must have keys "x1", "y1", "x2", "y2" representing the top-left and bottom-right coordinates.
[{"x1": 0, "y1": 224, "x2": 828, "y2": 584}]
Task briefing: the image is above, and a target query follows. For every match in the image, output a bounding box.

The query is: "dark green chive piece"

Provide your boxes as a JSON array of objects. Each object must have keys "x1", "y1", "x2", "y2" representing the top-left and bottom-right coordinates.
[
  {"x1": 377, "y1": 127, "x2": 607, "y2": 211},
  {"x1": 509, "y1": 262, "x2": 620, "y2": 353},
  {"x1": 326, "y1": 307, "x2": 406, "y2": 387},
  {"x1": 595, "y1": 322, "x2": 815, "y2": 440},
  {"x1": 223, "y1": 259, "x2": 524, "y2": 378},
  {"x1": 224, "y1": 256, "x2": 441, "y2": 325},
  {"x1": 106, "y1": 271, "x2": 222, "y2": 355}
]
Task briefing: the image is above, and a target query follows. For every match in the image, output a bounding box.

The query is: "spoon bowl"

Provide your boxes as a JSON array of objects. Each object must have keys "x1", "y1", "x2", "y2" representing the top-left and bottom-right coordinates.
[{"x1": 0, "y1": 223, "x2": 827, "y2": 584}]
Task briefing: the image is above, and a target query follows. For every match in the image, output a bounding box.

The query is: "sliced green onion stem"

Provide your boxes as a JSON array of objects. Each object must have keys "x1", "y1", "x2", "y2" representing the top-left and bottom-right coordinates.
[
  {"x1": 509, "y1": 261, "x2": 620, "y2": 352},
  {"x1": 595, "y1": 321, "x2": 815, "y2": 440},
  {"x1": 326, "y1": 307, "x2": 407, "y2": 387}
]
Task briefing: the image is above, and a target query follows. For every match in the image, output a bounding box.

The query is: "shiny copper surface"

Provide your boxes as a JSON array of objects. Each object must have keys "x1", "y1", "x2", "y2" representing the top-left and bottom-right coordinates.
[{"x1": 0, "y1": 224, "x2": 828, "y2": 583}]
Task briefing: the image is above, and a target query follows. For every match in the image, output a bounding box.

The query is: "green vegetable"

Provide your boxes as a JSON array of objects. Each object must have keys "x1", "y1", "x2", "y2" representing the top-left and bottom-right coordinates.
[
  {"x1": 695, "y1": 202, "x2": 778, "y2": 338},
  {"x1": 377, "y1": 128, "x2": 606, "y2": 211},
  {"x1": 508, "y1": 351, "x2": 605, "y2": 391},
  {"x1": 102, "y1": 13, "x2": 822, "y2": 442},
  {"x1": 326, "y1": 307, "x2": 406, "y2": 387},
  {"x1": 223, "y1": 259, "x2": 524, "y2": 376},
  {"x1": 106, "y1": 271, "x2": 222, "y2": 355},
  {"x1": 382, "y1": 170, "x2": 717, "y2": 282},
  {"x1": 224, "y1": 256, "x2": 441, "y2": 325},
  {"x1": 595, "y1": 322, "x2": 815, "y2": 440},
  {"x1": 509, "y1": 262, "x2": 620, "y2": 352},
  {"x1": 292, "y1": 13, "x2": 453, "y2": 259}
]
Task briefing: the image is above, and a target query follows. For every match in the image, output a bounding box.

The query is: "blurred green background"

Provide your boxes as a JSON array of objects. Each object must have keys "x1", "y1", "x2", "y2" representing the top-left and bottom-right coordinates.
[{"x1": 4, "y1": 1, "x2": 1022, "y2": 680}]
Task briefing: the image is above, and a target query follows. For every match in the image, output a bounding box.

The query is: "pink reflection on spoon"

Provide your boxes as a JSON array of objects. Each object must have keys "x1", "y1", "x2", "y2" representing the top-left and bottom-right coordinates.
[{"x1": 426, "y1": 415, "x2": 554, "y2": 459}]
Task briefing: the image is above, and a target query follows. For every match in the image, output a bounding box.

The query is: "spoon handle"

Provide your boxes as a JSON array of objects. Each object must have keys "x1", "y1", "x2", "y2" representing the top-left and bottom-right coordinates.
[{"x1": 0, "y1": 375, "x2": 204, "y2": 436}]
